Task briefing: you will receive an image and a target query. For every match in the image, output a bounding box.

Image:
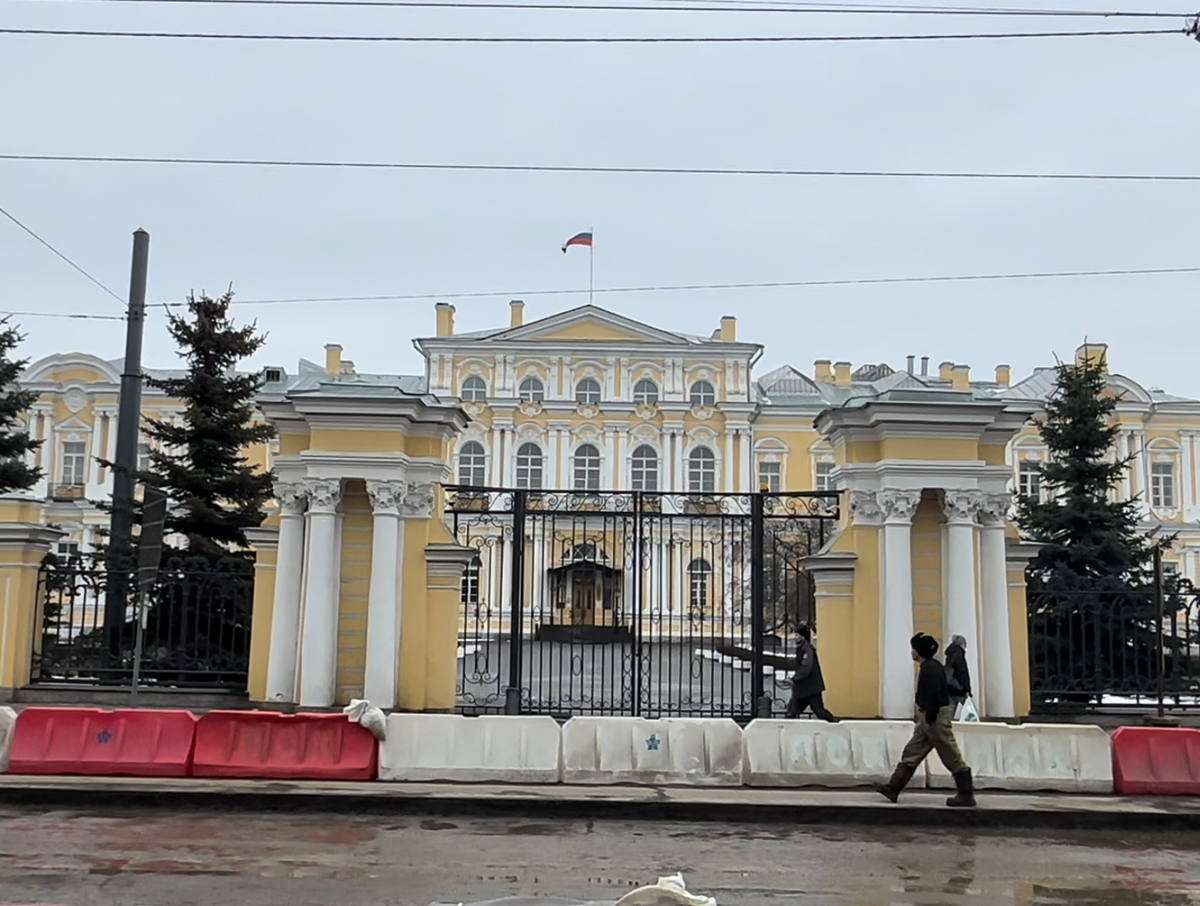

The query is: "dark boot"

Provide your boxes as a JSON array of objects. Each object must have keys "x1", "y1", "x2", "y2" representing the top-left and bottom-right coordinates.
[
  {"x1": 946, "y1": 768, "x2": 977, "y2": 808},
  {"x1": 872, "y1": 763, "x2": 917, "y2": 803}
]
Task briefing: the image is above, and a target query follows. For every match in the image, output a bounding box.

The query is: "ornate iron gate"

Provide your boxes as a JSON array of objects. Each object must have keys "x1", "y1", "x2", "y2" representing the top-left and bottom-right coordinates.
[{"x1": 448, "y1": 487, "x2": 839, "y2": 719}]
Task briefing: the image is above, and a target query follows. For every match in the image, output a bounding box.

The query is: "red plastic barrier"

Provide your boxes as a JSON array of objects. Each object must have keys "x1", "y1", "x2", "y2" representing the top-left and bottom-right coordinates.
[
  {"x1": 1112, "y1": 726, "x2": 1200, "y2": 796},
  {"x1": 8, "y1": 707, "x2": 197, "y2": 777},
  {"x1": 193, "y1": 711, "x2": 378, "y2": 781}
]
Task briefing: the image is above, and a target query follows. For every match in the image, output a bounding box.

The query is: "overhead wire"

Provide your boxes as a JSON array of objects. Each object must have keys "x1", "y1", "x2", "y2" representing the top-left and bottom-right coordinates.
[
  {"x1": 0, "y1": 25, "x2": 1185, "y2": 39},
  {"x1": 166, "y1": 265, "x2": 1200, "y2": 307},
  {"x1": 4, "y1": 153, "x2": 1199, "y2": 182},
  {"x1": 12, "y1": 0, "x2": 1192, "y2": 17},
  {"x1": 0, "y1": 203, "x2": 126, "y2": 306},
  {"x1": 6, "y1": 264, "x2": 1196, "y2": 322},
  {"x1": 0, "y1": 309, "x2": 126, "y2": 321}
]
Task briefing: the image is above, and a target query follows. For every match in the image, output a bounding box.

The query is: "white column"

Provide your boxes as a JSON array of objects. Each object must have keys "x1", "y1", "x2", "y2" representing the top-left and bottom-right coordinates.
[
  {"x1": 1180, "y1": 431, "x2": 1196, "y2": 518},
  {"x1": 722, "y1": 429, "x2": 734, "y2": 492},
  {"x1": 298, "y1": 479, "x2": 341, "y2": 707},
  {"x1": 676, "y1": 433, "x2": 687, "y2": 492},
  {"x1": 978, "y1": 493, "x2": 1014, "y2": 718},
  {"x1": 1116, "y1": 431, "x2": 1131, "y2": 501},
  {"x1": 41, "y1": 409, "x2": 55, "y2": 475},
  {"x1": 739, "y1": 430, "x2": 752, "y2": 493},
  {"x1": 877, "y1": 490, "x2": 920, "y2": 719},
  {"x1": 1129, "y1": 430, "x2": 1144, "y2": 504},
  {"x1": 602, "y1": 427, "x2": 616, "y2": 489},
  {"x1": 266, "y1": 483, "x2": 308, "y2": 702},
  {"x1": 364, "y1": 480, "x2": 403, "y2": 708},
  {"x1": 88, "y1": 408, "x2": 104, "y2": 488},
  {"x1": 549, "y1": 428, "x2": 562, "y2": 489},
  {"x1": 943, "y1": 490, "x2": 982, "y2": 701}
]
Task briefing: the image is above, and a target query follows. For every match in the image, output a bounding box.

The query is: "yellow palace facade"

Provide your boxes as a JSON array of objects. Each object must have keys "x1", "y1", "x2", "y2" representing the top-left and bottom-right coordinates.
[{"x1": 7, "y1": 301, "x2": 1199, "y2": 716}]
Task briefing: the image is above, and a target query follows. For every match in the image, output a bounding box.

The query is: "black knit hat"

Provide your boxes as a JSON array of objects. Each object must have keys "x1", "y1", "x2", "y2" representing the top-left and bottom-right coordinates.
[{"x1": 911, "y1": 632, "x2": 939, "y2": 659}]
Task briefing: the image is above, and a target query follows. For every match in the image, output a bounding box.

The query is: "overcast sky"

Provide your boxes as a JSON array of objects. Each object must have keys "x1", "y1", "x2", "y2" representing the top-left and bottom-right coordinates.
[{"x1": 1, "y1": 0, "x2": 1197, "y2": 396}]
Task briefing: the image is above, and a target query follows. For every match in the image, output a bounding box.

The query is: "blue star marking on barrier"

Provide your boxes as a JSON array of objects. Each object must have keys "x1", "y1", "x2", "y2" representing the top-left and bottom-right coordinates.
[
  {"x1": 96, "y1": 729, "x2": 113, "y2": 744},
  {"x1": 645, "y1": 734, "x2": 660, "y2": 751}
]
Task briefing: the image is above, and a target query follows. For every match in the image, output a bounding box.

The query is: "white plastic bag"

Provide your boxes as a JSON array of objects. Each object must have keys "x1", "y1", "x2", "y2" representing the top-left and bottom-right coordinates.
[
  {"x1": 958, "y1": 697, "x2": 980, "y2": 723},
  {"x1": 614, "y1": 873, "x2": 716, "y2": 906},
  {"x1": 343, "y1": 698, "x2": 387, "y2": 741}
]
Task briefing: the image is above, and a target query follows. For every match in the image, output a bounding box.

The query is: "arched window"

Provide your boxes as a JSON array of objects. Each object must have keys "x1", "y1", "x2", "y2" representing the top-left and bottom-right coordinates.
[
  {"x1": 576, "y1": 378, "x2": 601, "y2": 405},
  {"x1": 516, "y1": 442, "x2": 544, "y2": 489},
  {"x1": 633, "y1": 379, "x2": 659, "y2": 406},
  {"x1": 574, "y1": 443, "x2": 601, "y2": 491},
  {"x1": 688, "y1": 446, "x2": 716, "y2": 493},
  {"x1": 687, "y1": 558, "x2": 712, "y2": 612},
  {"x1": 519, "y1": 377, "x2": 545, "y2": 403},
  {"x1": 461, "y1": 556, "x2": 481, "y2": 604},
  {"x1": 458, "y1": 441, "x2": 486, "y2": 487},
  {"x1": 461, "y1": 375, "x2": 487, "y2": 402},
  {"x1": 689, "y1": 380, "x2": 716, "y2": 408},
  {"x1": 631, "y1": 444, "x2": 658, "y2": 492}
]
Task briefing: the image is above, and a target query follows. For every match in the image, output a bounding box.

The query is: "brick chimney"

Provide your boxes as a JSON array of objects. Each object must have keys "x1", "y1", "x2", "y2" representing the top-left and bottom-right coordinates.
[{"x1": 510, "y1": 300, "x2": 524, "y2": 328}]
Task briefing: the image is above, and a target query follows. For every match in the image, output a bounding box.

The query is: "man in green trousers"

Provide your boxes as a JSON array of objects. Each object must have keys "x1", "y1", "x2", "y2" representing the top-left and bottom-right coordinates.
[{"x1": 873, "y1": 632, "x2": 977, "y2": 808}]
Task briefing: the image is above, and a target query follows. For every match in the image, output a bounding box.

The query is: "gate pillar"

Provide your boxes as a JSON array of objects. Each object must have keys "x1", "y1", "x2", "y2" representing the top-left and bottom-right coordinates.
[
  {"x1": 800, "y1": 551, "x2": 858, "y2": 716},
  {"x1": 0, "y1": 497, "x2": 63, "y2": 699}
]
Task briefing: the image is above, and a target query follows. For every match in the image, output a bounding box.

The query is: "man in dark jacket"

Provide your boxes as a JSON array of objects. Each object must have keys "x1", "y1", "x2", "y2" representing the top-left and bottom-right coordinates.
[
  {"x1": 712, "y1": 623, "x2": 837, "y2": 722},
  {"x1": 786, "y1": 623, "x2": 838, "y2": 722},
  {"x1": 944, "y1": 634, "x2": 972, "y2": 716},
  {"x1": 872, "y1": 632, "x2": 976, "y2": 808}
]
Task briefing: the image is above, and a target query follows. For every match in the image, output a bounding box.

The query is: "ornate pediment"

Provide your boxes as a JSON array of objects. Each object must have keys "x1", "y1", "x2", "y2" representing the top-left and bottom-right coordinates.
[{"x1": 483, "y1": 305, "x2": 690, "y2": 346}]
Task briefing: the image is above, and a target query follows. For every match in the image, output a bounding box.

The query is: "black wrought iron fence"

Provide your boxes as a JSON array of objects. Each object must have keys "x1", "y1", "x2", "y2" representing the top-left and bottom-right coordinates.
[
  {"x1": 446, "y1": 486, "x2": 840, "y2": 720},
  {"x1": 1028, "y1": 578, "x2": 1200, "y2": 712},
  {"x1": 33, "y1": 556, "x2": 253, "y2": 691}
]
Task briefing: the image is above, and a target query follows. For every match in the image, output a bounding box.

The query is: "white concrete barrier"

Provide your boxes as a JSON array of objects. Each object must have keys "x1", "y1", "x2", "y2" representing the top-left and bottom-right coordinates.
[
  {"x1": 743, "y1": 719, "x2": 924, "y2": 788},
  {"x1": 927, "y1": 722, "x2": 1113, "y2": 793},
  {"x1": 562, "y1": 717, "x2": 743, "y2": 786},
  {"x1": 0, "y1": 706, "x2": 16, "y2": 773},
  {"x1": 378, "y1": 714, "x2": 562, "y2": 783}
]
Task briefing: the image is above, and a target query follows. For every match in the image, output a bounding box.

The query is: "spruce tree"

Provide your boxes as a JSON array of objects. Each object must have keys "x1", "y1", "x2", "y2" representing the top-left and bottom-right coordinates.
[
  {"x1": 142, "y1": 290, "x2": 276, "y2": 563},
  {"x1": 0, "y1": 319, "x2": 43, "y2": 494},
  {"x1": 133, "y1": 291, "x2": 275, "y2": 686},
  {"x1": 1016, "y1": 353, "x2": 1151, "y2": 590},
  {"x1": 1016, "y1": 352, "x2": 1158, "y2": 703}
]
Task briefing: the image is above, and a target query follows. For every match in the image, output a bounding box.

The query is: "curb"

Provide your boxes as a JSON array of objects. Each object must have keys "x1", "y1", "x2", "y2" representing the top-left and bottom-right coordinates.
[{"x1": 2, "y1": 777, "x2": 1199, "y2": 830}]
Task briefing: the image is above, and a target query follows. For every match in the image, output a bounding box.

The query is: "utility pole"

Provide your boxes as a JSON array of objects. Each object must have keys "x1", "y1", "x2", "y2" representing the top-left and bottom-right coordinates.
[{"x1": 104, "y1": 229, "x2": 150, "y2": 666}]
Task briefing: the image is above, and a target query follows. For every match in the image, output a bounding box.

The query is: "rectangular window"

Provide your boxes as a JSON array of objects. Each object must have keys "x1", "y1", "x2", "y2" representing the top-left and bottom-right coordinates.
[
  {"x1": 815, "y1": 461, "x2": 835, "y2": 492},
  {"x1": 758, "y1": 461, "x2": 781, "y2": 493},
  {"x1": 1018, "y1": 461, "x2": 1041, "y2": 500},
  {"x1": 57, "y1": 541, "x2": 80, "y2": 560},
  {"x1": 1151, "y1": 462, "x2": 1176, "y2": 509},
  {"x1": 61, "y1": 441, "x2": 87, "y2": 486},
  {"x1": 137, "y1": 442, "x2": 151, "y2": 473}
]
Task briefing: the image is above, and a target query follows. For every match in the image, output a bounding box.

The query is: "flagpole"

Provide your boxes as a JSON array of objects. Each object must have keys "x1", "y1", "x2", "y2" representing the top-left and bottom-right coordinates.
[{"x1": 588, "y1": 226, "x2": 594, "y2": 306}]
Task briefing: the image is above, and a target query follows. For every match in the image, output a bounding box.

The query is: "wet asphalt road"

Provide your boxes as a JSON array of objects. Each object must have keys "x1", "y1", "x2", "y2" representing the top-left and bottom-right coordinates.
[{"x1": 2, "y1": 805, "x2": 1199, "y2": 906}]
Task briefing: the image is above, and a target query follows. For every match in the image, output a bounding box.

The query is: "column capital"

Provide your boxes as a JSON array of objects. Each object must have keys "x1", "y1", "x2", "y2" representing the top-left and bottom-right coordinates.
[
  {"x1": 400, "y1": 480, "x2": 435, "y2": 518},
  {"x1": 977, "y1": 492, "x2": 1013, "y2": 527},
  {"x1": 942, "y1": 489, "x2": 983, "y2": 525},
  {"x1": 366, "y1": 479, "x2": 404, "y2": 516},
  {"x1": 304, "y1": 478, "x2": 341, "y2": 514},
  {"x1": 275, "y1": 481, "x2": 309, "y2": 517},
  {"x1": 849, "y1": 489, "x2": 884, "y2": 525},
  {"x1": 880, "y1": 489, "x2": 921, "y2": 524}
]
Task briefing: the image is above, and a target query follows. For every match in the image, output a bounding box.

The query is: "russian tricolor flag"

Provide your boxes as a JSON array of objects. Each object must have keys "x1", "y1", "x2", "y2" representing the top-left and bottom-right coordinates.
[{"x1": 561, "y1": 231, "x2": 593, "y2": 253}]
